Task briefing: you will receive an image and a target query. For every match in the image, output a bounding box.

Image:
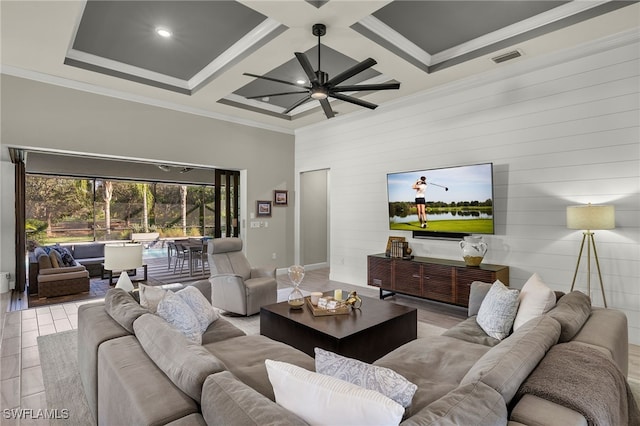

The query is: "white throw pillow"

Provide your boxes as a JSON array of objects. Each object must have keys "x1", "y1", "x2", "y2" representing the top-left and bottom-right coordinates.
[
  {"x1": 176, "y1": 285, "x2": 218, "y2": 333},
  {"x1": 138, "y1": 283, "x2": 167, "y2": 313},
  {"x1": 513, "y1": 273, "x2": 556, "y2": 331},
  {"x1": 156, "y1": 291, "x2": 202, "y2": 344},
  {"x1": 265, "y1": 359, "x2": 404, "y2": 426},
  {"x1": 314, "y1": 347, "x2": 417, "y2": 408},
  {"x1": 476, "y1": 280, "x2": 520, "y2": 340}
]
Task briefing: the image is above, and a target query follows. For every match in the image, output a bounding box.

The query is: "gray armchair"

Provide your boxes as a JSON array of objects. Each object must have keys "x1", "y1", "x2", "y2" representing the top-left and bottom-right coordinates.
[{"x1": 207, "y1": 238, "x2": 277, "y2": 316}]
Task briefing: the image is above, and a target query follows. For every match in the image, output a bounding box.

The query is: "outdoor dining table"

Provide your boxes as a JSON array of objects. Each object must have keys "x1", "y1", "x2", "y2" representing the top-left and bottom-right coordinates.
[
  {"x1": 185, "y1": 240, "x2": 207, "y2": 276},
  {"x1": 168, "y1": 238, "x2": 210, "y2": 276}
]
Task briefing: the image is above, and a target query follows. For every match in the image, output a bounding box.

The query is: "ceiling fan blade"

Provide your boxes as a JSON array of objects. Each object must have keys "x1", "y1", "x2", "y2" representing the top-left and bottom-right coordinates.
[
  {"x1": 331, "y1": 83, "x2": 400, "y2": 92},
  {"x1": 329, "y1": 92, "x2": 377, "y2": 110},
  {"x1": 283, "y1": 95, "x2": 313, "y2": 115},
  {"x1": 319, "y1": 98, "x2": 334, "y2": 118},
  {"x1": 294, "y1": 53, "x2": 319, "y2": 84},
  {"x1": 326, "y1": 58, "x2": 377, "y2": 87},
  {"x1": 243, "y1": 73, "x2": 304, "y2": 89},
  {"x1": 246, "y1": 91, "x2": 309, "y2": 100}
]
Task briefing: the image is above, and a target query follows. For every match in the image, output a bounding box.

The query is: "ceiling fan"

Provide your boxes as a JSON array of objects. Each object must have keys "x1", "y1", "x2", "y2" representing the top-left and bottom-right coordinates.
[{"x1": 243, "y1": 23, "x2": 400, "y2": 119}]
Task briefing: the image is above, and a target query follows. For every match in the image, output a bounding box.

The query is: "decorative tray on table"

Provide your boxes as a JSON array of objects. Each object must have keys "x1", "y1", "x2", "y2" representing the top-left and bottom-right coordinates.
[{"x1": 305, "y1": 296, "x2": 350, "y2": 316}]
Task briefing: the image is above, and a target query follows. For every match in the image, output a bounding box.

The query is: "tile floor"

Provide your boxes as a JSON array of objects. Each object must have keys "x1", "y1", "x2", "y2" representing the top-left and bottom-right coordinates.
[{"x1": 1, "y1": 300, "x2": 95, "y2": 425}]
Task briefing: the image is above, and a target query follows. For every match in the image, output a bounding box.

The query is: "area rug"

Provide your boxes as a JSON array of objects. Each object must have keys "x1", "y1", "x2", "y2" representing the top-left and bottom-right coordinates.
[{"x1": 37, "y1": 330, "x2": 92, "y2": 426}]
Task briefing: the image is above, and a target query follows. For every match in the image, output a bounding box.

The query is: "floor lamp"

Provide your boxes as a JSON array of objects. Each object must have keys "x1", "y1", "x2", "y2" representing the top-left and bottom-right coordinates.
[{"x1": 567, "y1": 204, "x2": 615, "y2": 307}]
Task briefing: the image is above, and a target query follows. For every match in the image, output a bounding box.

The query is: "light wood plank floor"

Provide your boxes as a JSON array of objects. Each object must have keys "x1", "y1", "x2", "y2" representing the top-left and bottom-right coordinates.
[{"x1": 1, "y1": 267, "x2": 638, "y2": 425}]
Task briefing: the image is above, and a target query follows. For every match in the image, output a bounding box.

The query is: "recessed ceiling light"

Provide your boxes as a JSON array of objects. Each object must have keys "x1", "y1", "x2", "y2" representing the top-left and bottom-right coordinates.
[
  {"x1": 296, "y1": 79, "x2": 306, "y2": 85},
  {"x1": 155, "y1": 27, "x2": 172, "y2": 38}
]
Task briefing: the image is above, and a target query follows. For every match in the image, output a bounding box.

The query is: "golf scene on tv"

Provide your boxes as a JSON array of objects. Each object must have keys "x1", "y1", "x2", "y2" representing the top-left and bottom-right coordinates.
[{"x1": 387, "y1": 163, "x2": 494, "y2": 234}]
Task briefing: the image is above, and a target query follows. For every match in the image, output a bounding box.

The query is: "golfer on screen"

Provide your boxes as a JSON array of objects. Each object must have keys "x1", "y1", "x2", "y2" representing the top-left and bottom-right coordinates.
[{"x1": 412, "y1": 176, "x2": 428, "y2": 228}]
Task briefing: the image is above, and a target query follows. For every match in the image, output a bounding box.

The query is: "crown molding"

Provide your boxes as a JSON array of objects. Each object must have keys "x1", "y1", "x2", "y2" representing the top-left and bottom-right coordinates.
[{"x1": 1, "y1": 65, "x2": 294, "y2": 135}]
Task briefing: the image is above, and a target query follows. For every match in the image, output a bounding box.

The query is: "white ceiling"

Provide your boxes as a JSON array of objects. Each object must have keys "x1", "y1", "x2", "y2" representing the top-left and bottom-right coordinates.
[{"x1": 1, "y1": 1, "x2": 638, "y2": 133}]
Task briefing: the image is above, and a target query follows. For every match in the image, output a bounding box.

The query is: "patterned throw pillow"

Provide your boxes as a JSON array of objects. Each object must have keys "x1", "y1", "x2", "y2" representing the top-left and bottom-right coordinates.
[
  {"x1": 58, "y1": 247, "x2": 76, "y2": 267},
  {"x1": 176, "y1": 286, "x2": 219, "y2": 333},
  {"x1": 156, "y1": 291, "x2": 203, "y2": 344},
  {"x1": 314, "y1": 348, "x2": 417, "y2": 408},
  {"x1": 476, "y1": 280, "x2": 520, "y2": 340}
]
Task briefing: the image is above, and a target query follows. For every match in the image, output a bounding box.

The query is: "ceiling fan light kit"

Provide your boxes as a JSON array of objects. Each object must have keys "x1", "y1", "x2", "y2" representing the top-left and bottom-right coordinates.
[{"x1": 244, "y1": 23, "x2": 400, "y2": 119}]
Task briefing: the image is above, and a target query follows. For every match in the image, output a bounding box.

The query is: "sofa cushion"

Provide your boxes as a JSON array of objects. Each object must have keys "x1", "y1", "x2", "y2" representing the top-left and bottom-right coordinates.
[
  {"x1": 176, "y1": 285, "x2": 219, "y2": 333},
  {"x1": 373, "y1": 335, "x2": 491, "y2": 416},
  {"x1": 72, "y1": 243, "x2": 104, "y2": 259},
  {"x1": 546, "y1": 291, "x2": 591, "y2": 342},
  {"x1": 186, "y1": 279, "x2": 212, "y2": 303},
  {"x1": 201, "y1": 317, "x2": 246, "y2": 345},
  {"x1": 104, "y1": 288, "x2": 149, "y2": 333},
  {"x1": 204, "y1": 335, "x2": 315, "y2": 401},
  {"x1": 442, "y1": 316, "x2": 501, "y2": 347},
  {"x1": 156, "y1": 291, "x2": 203, "y2": 344},
  {"x1": 37, "y1": 252, "x2": 53, "y2": 270},
  {"x1": 97, "y1": 335, "x2": 198, "y2": 425},
  {"x1": 460, "y1": 315, "x2": 561, "y2": 405},
  {"x1": 133, "y1": 313, "x2": 226, "y2": 403},
  {"x1": 476, "y1": 280, "x2": 520, "y2": 340},
  {"x1": 266, "y1": 359, "x2": 405, "y2": 426},
  {"x1": 400, "y1": 381, "x2": 508, "y2": 426},
  {"x1": 513, "y1": 273, "x2": 556, "y2": 331},
  {"x1": 314, "y1": 347, "x2": 417, "y2": 408},
  {"x1": 201, "y1": 371, "x2": 307, "y2": 426}
]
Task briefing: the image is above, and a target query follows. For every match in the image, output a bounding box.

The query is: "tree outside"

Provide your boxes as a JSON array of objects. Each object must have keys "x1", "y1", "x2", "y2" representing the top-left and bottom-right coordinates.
[{"x1": 26, "y1": 175, "x2": 218, "y2": 245}]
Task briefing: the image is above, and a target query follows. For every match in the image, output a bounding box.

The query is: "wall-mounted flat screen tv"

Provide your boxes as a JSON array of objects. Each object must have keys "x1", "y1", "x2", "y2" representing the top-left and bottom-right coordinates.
[{"x1": 387, "y1": 163, "x2": 494, "y2": 237}]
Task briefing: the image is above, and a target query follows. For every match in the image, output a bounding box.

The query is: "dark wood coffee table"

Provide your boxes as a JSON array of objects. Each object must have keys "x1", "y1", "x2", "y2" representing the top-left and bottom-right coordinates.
[{"x1": 260, "y1": 293, "x2": 417, "y2": 363}]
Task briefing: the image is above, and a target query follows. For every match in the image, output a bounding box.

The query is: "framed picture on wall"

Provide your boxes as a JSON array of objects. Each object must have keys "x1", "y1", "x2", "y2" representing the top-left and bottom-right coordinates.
[
  {"x1": 256, "y1": 200, "x2": 272, "y2": 217},
  {"x1": 274, "y1": 190, "x2": 288, "y2": 206}
]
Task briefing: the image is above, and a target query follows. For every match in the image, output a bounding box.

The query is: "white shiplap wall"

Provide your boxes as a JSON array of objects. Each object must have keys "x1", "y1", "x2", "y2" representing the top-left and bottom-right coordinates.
[{"x1": 295, "y1": 31, "x2": 640, "y2": 344}]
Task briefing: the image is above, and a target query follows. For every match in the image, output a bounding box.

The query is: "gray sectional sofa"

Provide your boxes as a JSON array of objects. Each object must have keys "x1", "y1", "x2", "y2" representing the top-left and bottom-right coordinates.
[{"x1": 77, "y1": 280, "x2": 635, "y2": 426}]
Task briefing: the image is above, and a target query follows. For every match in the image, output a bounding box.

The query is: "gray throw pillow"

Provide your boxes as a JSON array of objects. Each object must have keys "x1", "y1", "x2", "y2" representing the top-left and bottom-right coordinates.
[
  {"x1": 546, "y1": 291, "x2": 591, "y2": 342},
  {"x1": 104, "y1": 288, "x2": 149, "y2": 333},
  {"x1": 476, "y1": 280, "x2": 520, "y2": 340},
  {"x1": 314, "y1": 347, "x2": 417, "y2": 408}
]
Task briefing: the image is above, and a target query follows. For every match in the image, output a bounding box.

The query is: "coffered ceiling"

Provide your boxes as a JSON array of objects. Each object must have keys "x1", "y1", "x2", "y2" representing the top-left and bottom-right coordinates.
[{"x1": 1, "y1": 1, "x2": 638, "y2": 132}]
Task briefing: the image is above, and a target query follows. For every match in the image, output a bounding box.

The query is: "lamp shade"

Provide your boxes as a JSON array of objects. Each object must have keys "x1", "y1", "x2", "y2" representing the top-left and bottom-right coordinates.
[
  {"x1": 104, "y1": 244, "x2": 143, "y2": 271},
  {"x1": 566, "y1": 204, "x2": 615, "y2": 230}
]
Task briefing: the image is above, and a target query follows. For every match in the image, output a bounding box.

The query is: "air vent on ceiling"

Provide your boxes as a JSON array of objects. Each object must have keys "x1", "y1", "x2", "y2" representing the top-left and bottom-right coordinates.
[{"x1": 491, "y1": 50, "x2": 522, "y2": 64}]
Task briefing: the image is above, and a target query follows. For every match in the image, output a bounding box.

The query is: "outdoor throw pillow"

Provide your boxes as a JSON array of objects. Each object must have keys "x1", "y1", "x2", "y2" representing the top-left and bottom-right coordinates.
[
  {"x1": 57, "y1": 247, "x2": 76, "y2": 267},
  {"x1": 513, "y1": 273, "x2": 556, "y2": 331},
  {"x1": 476, "y1": 280, "x2": 520, "y2": 340},
  {"x1": 48, "y1": 251, "x2": 60, "y2": 268},
  {"x1": 139, "y1": 283, "x2": 167, "y2": 313},
  {"x1": 156, "y1": 290, "x2": 203, "y2": 344},
  {"x1": 176, "y1": 285, "x2": 218, "y2": 333},
  {"x1": 314, "y1": 347, "x2": 417, "y2": 408},
  {"x1": 265, "y1": 359, "x2": 404, "y2": 426}
]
